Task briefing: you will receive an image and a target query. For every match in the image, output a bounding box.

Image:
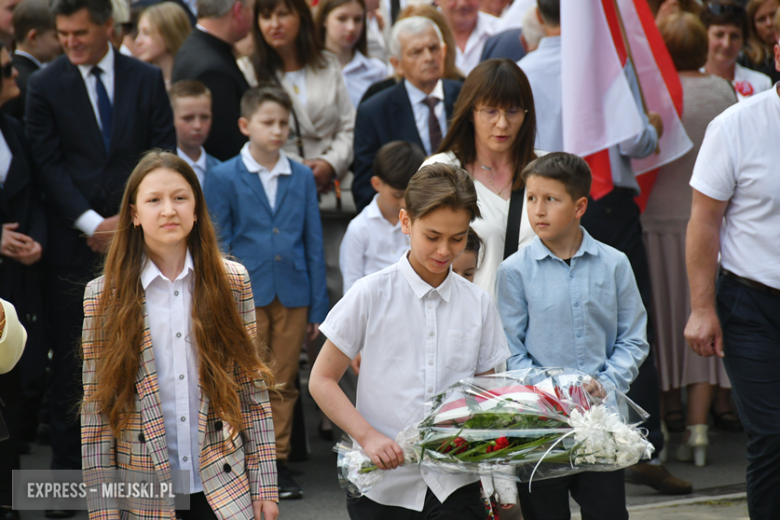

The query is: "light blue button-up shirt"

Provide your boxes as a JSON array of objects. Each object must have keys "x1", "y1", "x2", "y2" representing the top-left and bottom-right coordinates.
[{"x1": 496, "y1": 228, "x2": 649, "y2": 393}]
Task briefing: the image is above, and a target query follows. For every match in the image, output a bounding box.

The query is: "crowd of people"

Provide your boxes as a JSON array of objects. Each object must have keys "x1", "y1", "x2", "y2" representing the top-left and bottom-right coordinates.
[{"x1": 0, "y1": 0, "x2": 777, "y2": 518}]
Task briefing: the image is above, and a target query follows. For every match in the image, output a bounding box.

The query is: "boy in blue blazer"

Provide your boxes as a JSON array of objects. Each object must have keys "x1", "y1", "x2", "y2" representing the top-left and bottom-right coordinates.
[{"x1": 205, "y1": 86, "x2": 329, "y2": 500}]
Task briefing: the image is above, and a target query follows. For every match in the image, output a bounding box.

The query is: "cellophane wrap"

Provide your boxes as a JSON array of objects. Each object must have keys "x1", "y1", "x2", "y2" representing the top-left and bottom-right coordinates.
[{"x1": 335, "y1": 368, "x2": 654, "y2": 495}]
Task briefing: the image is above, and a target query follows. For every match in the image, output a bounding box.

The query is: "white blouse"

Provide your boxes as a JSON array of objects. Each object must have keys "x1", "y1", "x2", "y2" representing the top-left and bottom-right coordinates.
[{"x1": 342, "y1": 50, "x2": 388, "y2": 107}]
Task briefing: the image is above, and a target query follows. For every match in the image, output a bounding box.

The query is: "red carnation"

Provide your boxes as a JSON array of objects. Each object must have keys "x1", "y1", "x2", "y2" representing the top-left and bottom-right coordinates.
[{"x1": 495, "y1": 437, "x2": 510, "y2": 450}]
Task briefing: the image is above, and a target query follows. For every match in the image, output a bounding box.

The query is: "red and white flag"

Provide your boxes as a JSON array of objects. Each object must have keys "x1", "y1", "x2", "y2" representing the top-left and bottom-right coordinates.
[{"x1": 561, "y1": 0, "x2": 692, "y2": 204}]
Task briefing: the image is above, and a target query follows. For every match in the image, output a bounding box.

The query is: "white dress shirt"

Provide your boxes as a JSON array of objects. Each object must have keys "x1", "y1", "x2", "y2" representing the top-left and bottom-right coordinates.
[
  {"x1": 141, "y1": 252, "x2": 202, "y2": 494},
  {"x1": 690, "y1": 86, "x2": 780, "y2": 290},
  {"x1": 404, "y1": 79, "x2": 447, "y2": 155},
  {"x1": 0, "y1": 131, "x2": 12, "y2": 186},
  {"x1": 342, "y1": 51, "x2": 388, "y2": 107},
  {"x1": 74, "y1": 45, "x2": 115, "y2": 237},
  {"x1": 240, "y1": 143, "x2": 292, "y2": 210},
  {"x1": 455, "y1": 12, "x2": 501, "y2": 75},
  {"x1": 339, "y1": 194, "x2": 410, "y2": 293},
  {"x1": 178, "y1": 147, "x2": 208, "y2": 188},
  {"x1": 320, "y1": 253, "x2": 510, "y2": 511},
  {"x1": 517, "y1": 36, "x2": 562, "y2": 152}
]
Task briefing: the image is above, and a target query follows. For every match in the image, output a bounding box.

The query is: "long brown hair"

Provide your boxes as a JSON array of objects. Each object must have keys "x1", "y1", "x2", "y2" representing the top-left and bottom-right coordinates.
[
  {"x1": 744, "y1": 0, "x2": 778, "y2": 65},
  {"x1": 399, "y1": 4, "x2": 464, "y2": 81},
  {"x1": 315, "y1": 0, "x2": 369, "y2": 57},
  {"x1": 252, "y1": 0, "x2": 327, "y2": 82},
  {"x1": 438, "y1": 59, "x2": 537, "y2": 192},
  {"x1": 85, "y1": 151, "x2": 275, "y2": 438}
]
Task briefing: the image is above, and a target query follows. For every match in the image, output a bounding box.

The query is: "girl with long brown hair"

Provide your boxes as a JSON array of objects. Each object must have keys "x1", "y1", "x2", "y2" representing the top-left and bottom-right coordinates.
[
  {"x1": 422, "y1": 58, "x2": 538, "y2": 302},
  {"x1": 81, "y1": 152, "x2": 278, "y2": 520}
]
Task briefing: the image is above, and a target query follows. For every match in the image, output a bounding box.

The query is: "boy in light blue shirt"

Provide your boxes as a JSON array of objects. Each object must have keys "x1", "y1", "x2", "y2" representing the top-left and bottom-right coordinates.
[{"x1": 496, "y1": 152, "x2": 649, "y2": 520}]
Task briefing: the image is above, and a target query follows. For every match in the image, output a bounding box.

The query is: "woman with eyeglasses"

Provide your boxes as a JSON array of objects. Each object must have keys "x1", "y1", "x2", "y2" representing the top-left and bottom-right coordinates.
[
  {"x1": 741, "y1": 0, "x2": 780, "y2": 83},
  {"x1": 422, "y1": 59, "x2": 538, "y2": 303},
  {"x1": 0, "y1": 41, "x2": 47, "y2": 518},
  {"x1": 701, "y1": 1, "x2": 773, "y2": 100}
]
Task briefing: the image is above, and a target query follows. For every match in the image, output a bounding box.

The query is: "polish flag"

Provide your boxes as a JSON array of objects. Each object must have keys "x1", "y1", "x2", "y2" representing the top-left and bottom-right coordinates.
[
  {"x1": 617, "y1": 0, "x2": 692, "y2": 211},
  {"x1": 561, "y1": 0, "x2": 692, "y2": 203}
]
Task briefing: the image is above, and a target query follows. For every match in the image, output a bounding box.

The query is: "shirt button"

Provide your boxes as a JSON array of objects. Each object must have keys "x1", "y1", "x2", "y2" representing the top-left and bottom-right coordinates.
[
  {"x1": 429, "y1": 331, "x2": 434, "y2": 337},
  {"x1": 176, "y1": 332, "x2": 182, "y2": 338},
  {"x1": 427, "y1": 303, "x2": 433, "y2": 309},
  {"x1": 427, "y1": 388, "x2": 433, "y2": 393},
  {"x1": 179, "y1": 374, "x2": 185, "y2": 380},
  {"x1": 174, "y1": 291, "x2": 179, "y2": 296},
  {"x1": 181, "y1": 416, "x2": 186, "y2": 422},
  {"x1": 428, "y1": 360, "x2": 433, "y2": 366},
  {"x1": 573, "y1": 302, "x2": 580, "y2": 307},
  {"x1": 577, "y1": 331, "x2": 583, "y2": 338},
  {"x1": 183, "y1": 456, "x2": 188, "y2": 462},
  {"x1": 570, "y1": 273, "x2": 574, "y2": 278},
  {"x1": 273, "y1": 228, "x2": 279, "y2": 234},
  {"x1": 275, "y1": 255, "x2": 281, "y2": 261}
]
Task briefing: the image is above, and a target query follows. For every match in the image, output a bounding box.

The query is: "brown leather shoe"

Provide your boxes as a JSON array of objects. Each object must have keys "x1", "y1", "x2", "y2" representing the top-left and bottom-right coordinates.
[{"x1": 625, "y1": 462, "x2": 693, "y2": 495}]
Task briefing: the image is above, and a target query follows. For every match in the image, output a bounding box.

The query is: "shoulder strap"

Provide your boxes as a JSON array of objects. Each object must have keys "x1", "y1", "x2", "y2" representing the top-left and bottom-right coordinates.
[{"x1": 503, "y1": 187, "x2": 524, "y2": 260}]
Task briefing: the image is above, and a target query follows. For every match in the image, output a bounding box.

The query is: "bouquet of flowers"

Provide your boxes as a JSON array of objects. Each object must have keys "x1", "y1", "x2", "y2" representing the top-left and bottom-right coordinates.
[{"x1": 336, "y1": 368, "x2": 654, "y2": 495}]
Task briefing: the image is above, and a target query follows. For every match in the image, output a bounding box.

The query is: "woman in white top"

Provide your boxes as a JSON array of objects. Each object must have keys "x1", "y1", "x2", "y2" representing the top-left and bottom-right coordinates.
[
  {"x1": 251, "y1": 0, "x2": 355, "y2": 192},
  {"x1": 423, "y1": 59, "x2": 539, "y2": 301},
  {"x1": 701, "y1": 2, "x2": 772, "y2": 101},
  {"x1": 315, "y1": 0, "x2": 388, "y2": 107}
]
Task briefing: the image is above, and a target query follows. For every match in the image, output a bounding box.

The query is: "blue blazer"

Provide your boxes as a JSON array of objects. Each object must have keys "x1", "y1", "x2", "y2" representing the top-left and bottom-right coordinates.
[{"x1": 205, "y1": 156, "x2": 329, "y2": 322}]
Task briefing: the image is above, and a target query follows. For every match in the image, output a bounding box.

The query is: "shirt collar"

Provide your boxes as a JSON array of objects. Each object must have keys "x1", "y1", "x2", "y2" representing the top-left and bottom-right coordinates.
[
  {"x1": 77, "y1": 44, "x2": 114, "y2": 80},
  {"x1": 178, "y1": 147, "x2": 207, "y2": 171},
  {"x1": 399, "y1": 252, "x2": 453, "y2": 302},
  {"x1": 13, "y1": 49, "x2": 42, "y2": 68},
  {"x1": 343, "y1": 50, "x2": 370, "y2": 74},
  {"x1": 536, "y1": 35, "x2": 561, "y2": 52},
  {"x1": 141, "y1": 250, "x2": 195, "y2": 289},
  {"x1": 366, "y1": 194, "x2": 383, "y2": 220},
  {"x1": 529, "y1": 226, "x2": 599, "y2": 261},
  {"x1": 404, "y1": 78, "x2": 445, "y2": 105},
  {"x1": 472, "y1": 11, "x2": 499, "y2": 40},
  {"x1": 240, "y1": 142, "x2": 292, "y2": 176}
]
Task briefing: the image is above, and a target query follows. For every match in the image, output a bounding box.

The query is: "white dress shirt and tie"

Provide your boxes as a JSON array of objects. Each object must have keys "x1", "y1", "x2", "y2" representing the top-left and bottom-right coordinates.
[
  {"x1": 178, "y1": 147, "x2": 208, "y2": 188},
  {"x1": 404, "y1": 79, "x2": 448, "y2": 155}
]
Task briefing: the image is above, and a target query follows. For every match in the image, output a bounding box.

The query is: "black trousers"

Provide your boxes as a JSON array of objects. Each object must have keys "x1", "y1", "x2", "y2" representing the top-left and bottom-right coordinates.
[
  {"x1": 176, "y1": 493, "x2": 218, "y2": 520},
  {"x1": 518, "y1": 470, "x2": 628, "y2": 520},
  {"x1": 580, "y1": 189, "x2": 663, "y2": 454},
  {"x1": 347, "y1": 482, "x2": 485, "y2": 520},
  {"x1": 45, "y1": 262, "x2": 100, "y2": 471},
  {"x1": 717, "y1": 275, "x2": 780, "y2": 520}
]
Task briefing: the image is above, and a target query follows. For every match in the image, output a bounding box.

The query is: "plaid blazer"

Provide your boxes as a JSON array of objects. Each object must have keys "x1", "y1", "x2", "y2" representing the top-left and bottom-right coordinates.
[{"x1": 81, "y1": 259, "x2": 278, "y2": 520}]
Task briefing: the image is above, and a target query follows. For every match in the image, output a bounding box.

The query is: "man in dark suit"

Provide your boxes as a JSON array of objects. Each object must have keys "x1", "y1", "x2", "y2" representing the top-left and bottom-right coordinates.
[
  {"x1": 353, "y1": 16, "x2": 462, "y2": 212},
  {"x1": 172, "y1": 0, "x2": 253, "y2": 161},
  {"x1": 25, "y1": 0, "x2": 174, "y2": 490},
  {"x1": 480, "y1": 28, "x2": 526, "y2": 62},
  {"x1": 1, "y1": 0, "x2": 61, "y2": 123}
]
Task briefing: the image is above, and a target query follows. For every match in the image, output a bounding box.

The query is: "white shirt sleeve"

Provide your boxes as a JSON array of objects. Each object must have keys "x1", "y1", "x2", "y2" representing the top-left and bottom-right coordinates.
[
  {"x1": 74, "y1": 210, "x2": 105, "y2": 236},
  {"x1": 690, "y1": 118, "x2": 736, "y2": 202},
  {"x1": 319, "y1": 281, "x2": 370, "y2": 359},
  {"x1": 339, "y1": 220, "x2": 368, "y2": 295},
  {"x1": 475, "y1": 294, "x2": 511, "y2": 373}
]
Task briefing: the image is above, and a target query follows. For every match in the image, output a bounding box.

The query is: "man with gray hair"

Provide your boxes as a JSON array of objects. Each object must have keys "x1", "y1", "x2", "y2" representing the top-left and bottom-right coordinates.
[
  {"x1": 352, "y1": 16, "x2": 462, "y2": 212},
  {"x1": 172, "y1": 0, "x2": 253, "y2": 160}
]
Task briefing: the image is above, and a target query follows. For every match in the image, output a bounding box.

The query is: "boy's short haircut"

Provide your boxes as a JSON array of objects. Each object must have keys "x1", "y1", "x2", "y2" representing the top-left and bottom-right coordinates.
[
  {"x1": 521, "y1": 152, "x2": 592, "y2": 201},
  {"x1": 13, "y1": 0, "x2": 55, "y2": 44},
  {"x1": 169, "y1": 80, "x2": 213, "y2": 107},
  {"x1": 405, "y1": 163, "x2": 481, "y2": 222},
  {"x1": 465, "y1": 226, "x2": 483, "y2": 255},
  {"x1": 240, "y1": 84, "x2": 292, "y2": 120},
  {"x1": 373, "y1": 141, "x2": 426, "y2": 191}
]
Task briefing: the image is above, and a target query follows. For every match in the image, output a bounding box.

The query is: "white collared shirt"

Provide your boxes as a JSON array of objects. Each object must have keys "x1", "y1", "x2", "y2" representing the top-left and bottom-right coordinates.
[
  {"x1": 240, "y1": 143, "x2": 292, "y2": 210},
  {"x1": 339, "y1": 194, "x2": 410, "y2": 293},
  {"x1": 77, "y1": 44, "x2": 115, "y2": 131},
  {"x1": 455, "y1": 12, "x2": 500, "y2": 75},
  {"x1": 342, "y1": 51, "x2": 387, "y2": 107},
  {"x1": 13, "y1": 49, "x2": 42, "y2": 68},
  {"x1": 517, "y1": 36, "x2": 562, "y2": 151},
  {"x1": 0, "y1": 131, "x2": 12, "y2": 186},
  {"x1": 320, "y1": 253, "x2": 510, "y2": 511},
  {"x1": 141, "y1": 252, "x2": 202, "y2": 494},
  {"x1": 404, "y1": 79, "x2": 447, "y2": 155},
  {"x1": 178, "y1": 147, "x2": 208, "y2": 187},
  {"x1": 72, "y1": 45, "x2": 115, "y2": 238}
]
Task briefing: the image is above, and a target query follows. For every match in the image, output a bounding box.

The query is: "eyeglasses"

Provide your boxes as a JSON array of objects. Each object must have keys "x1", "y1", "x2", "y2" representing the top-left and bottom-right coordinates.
[
  {"x1": 1, "y1": 62, "x2": 13, "y2": 79},
  {"x1": 475, "y1": 107, "x2": 527, "y2": 124},
  {"x1": 707, "y1": 2, "x2": 745, "y2": 16}
]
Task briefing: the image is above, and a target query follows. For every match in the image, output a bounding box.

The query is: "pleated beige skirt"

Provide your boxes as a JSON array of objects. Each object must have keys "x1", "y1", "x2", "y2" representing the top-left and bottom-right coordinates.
[{"x1": 643, "y1": 225, "x2": 730, "y2": 391}]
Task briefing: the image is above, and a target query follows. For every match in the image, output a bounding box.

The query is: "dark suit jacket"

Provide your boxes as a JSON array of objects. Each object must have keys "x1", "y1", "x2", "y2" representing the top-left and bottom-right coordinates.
[
  {"x1": 480, "y1": 29, "x2": 526, "y2": 63},
  {"x1": 25, "y1": 49, "x2": 175, "y2": 267},
  {"x1": 2, "y1": 53, "x2": 41, "y2": 124},
  {"x1": 172, "y1": 29, "x2": 249, "y2": 161},
  {"x1": 352, "y1": 79, "x2": 463, "y2": 212},
  {"x1": 0, "y1": 113, "x2": 45, "y2": 315}
]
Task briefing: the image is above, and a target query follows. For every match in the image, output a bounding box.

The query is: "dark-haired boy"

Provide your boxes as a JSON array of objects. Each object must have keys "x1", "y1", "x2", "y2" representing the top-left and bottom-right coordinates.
[
  {"x1": 170, "y1": 79, "x2": 221, "y2": 188},
  {"x1": 496, "y1": 152, "x2": 649, "y2": 520},
  {"x1": 340, "y1": 141, "x2": 426, "y2": 294}
]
